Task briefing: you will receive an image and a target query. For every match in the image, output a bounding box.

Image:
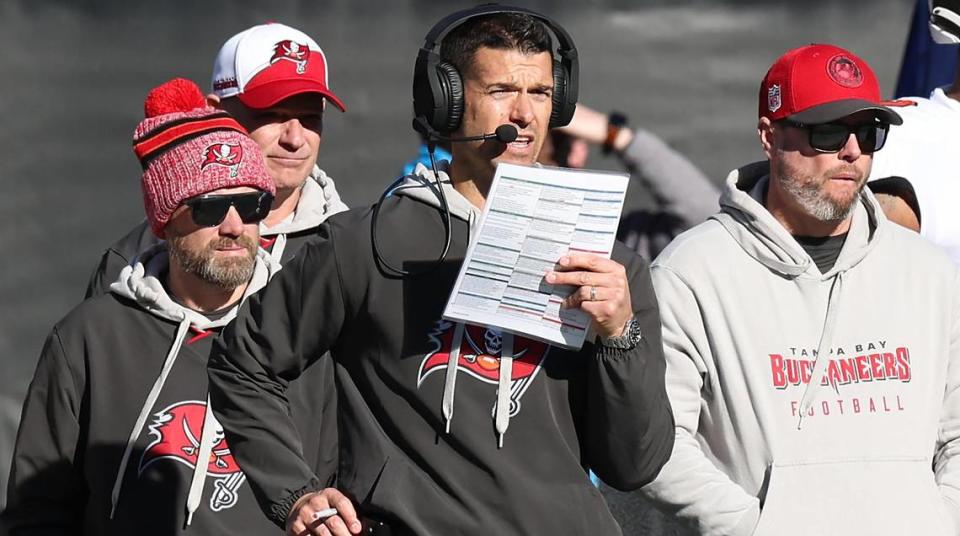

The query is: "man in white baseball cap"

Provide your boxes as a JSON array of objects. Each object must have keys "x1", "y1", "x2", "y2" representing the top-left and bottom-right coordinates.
[
  {"x1": 211, "y1": 22, "x2": 346, "y2": 112},
  {"x1": 86, "y1": 22, "x2": 349, "y2": 295}
]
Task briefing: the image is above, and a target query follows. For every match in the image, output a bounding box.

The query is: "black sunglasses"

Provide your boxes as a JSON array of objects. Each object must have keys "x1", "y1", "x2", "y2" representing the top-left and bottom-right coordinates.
[
  {"x1": 182, "y1": 191, "x2": 274, "y2": 227},
  {"x1": 782, "y1": 120, "x2": 890, "y2": 154}
]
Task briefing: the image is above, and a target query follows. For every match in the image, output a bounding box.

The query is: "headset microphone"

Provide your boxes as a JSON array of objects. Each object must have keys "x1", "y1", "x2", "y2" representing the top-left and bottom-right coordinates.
[
  {"x1": 412, "y1": 117, "x2": 519, "y2": 144},
  {"x1": 435, "y1": 124, "x2": 519, "y2": 143},
  {"x1": 493, "y1": 124, "x2": 519, "y2": 143},
  {"x1": 374, "y1": 119, "x2": 521, "y2": 278}
]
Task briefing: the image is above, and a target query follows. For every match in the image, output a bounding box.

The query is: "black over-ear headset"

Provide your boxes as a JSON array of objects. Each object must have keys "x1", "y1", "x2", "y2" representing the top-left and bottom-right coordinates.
[
  {"x1": 374, "y1": 5, "x2": 580, "y2": 278},
  {"x1": 412, "y1": 3, "x2": 580, "y2": 136}
]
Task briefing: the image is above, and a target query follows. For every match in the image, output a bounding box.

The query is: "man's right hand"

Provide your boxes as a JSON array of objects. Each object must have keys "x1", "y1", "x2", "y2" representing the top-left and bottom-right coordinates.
[{"x1": 286, "y1": 488, "x2": 362, "y2": 536}]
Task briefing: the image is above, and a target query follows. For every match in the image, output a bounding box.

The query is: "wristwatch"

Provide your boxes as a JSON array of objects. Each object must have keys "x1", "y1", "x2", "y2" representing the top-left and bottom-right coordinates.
[
  {"x1": 602, "y1": 111, "x2": 629, "y2": 155},
  {"x1": 601, "y1": 317, "x2": 642, "y2": 350}
]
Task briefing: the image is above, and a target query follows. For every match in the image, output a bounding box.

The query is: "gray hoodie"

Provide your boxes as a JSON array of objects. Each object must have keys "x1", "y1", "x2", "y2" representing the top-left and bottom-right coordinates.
[
  {"x1": 643, "y1": 161, "x2": 960, "y2": 536},
  {"x1": 259, "y1": 167, "x2": 349, "y2": 264}
]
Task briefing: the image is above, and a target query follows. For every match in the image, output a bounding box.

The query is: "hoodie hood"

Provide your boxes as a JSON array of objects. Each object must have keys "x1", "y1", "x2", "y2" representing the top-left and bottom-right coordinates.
[
  {"x1": 263, "y1": 165, "x2": 349, "y2": 237},
  {"x1": 109, "y1": 242, "x2": 279, "y2": 328},
  {"x1": 393, "y1": 162, "x2": 482, "y2": 229},
  {"x1": 107, "y1": 242, "x2": 279, "y2": 524},
  {"x1": 711, "y1": 160, "x2": 887, "y2": 280}
]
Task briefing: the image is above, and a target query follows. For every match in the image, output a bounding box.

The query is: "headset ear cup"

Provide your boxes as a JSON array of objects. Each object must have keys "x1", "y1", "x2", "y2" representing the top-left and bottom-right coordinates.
[
  {"x1": 435, "y1": 61, "x2": 464, "y2": 133},
  {"x1": 549, "y1": 61, "x2": 572, "y2": 129}
]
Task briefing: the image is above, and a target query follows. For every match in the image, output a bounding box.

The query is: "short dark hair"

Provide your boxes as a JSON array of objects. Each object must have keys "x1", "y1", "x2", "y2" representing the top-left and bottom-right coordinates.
[{"x1": 439, "y1": 13, "x2": 552, "y2": 76}]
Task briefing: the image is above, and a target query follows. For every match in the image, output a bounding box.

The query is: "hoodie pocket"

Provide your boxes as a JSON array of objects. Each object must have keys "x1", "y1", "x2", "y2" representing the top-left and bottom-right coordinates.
[{"x1": 752, "y1": 459, "x2": 950, "y2": 536}]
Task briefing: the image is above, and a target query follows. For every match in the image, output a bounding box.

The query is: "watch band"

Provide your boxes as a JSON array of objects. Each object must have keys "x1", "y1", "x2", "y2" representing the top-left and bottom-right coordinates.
[{"x1": 601, "y1": 317, "x2": 642, "y2": 350}]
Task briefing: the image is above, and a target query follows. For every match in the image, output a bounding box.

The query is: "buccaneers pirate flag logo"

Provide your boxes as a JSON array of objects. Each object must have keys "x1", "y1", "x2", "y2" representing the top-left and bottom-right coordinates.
[
  {"x1": 201, "y1": 143, "x2": 243, "y2": 178},
  {"x1": 418, "y1": 320, "x2": 549, "y2": 418},
  {"x1": 271, "y1": 40, "x2": 310, "y2": 74},
  {"x1": 139, "y1": 401, "x2": 247, "y2": 513}
]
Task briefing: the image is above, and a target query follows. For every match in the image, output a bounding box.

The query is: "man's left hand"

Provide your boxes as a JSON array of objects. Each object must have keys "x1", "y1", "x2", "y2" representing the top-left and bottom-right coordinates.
[{"x1": 545, "y1": 253, "x2": 632, "y2": 339}]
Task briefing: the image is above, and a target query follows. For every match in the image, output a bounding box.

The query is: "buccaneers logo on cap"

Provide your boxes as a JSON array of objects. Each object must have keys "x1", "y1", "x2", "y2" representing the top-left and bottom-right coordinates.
[
  {"x1": 270, "y1": 40, "x2": 310, "y2": 74},
  {"x1": 139, "y1": 401, "x2": 247, "y2": 512},
  {"x1": 827, "y1": 55, "x2": 864, "y2": 88},
  {"x1": 418, "y1": 320, "x2": 548, "y2": 418},
  {"x1": 201, "y1": 143, "x2": 243, "y2": 178}
]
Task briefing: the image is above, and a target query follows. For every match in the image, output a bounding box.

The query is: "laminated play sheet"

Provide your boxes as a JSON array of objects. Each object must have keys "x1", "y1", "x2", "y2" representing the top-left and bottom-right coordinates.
[{"x1": 443, "y1": 162, "x2": 629, "y2": 350}]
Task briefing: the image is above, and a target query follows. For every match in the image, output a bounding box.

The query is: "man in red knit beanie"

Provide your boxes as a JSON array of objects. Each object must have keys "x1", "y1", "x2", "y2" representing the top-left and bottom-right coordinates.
[
  {"x1": 3, "y1": 79, "x2": 297, "y2": 536},
  {"x1": 77, "y1": 23, "x2": 348, "y2": 523}
]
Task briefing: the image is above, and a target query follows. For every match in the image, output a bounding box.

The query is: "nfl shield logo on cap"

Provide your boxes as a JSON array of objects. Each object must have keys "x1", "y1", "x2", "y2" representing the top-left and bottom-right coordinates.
[{"x1": 767, "y1": 84, "x2": 782, "y2": 113}]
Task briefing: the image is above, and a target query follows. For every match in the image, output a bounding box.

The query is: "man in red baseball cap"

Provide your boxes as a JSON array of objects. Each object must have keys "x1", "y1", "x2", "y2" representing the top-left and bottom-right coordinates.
[{"x1": 640, "y1": 44, "x2": 960, "y2": 536}]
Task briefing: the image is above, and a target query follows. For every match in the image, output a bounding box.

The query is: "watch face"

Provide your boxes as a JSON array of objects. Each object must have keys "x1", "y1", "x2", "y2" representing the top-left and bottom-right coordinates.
[{"x1": 602, "y1": 318, "x2": 641, "y2": 349}]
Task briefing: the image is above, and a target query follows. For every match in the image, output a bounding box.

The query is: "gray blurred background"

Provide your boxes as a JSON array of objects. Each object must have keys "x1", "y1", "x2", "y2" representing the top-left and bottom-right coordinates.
[{"x1": 0, "y1": 0, "x2": 913, "y2": 531}]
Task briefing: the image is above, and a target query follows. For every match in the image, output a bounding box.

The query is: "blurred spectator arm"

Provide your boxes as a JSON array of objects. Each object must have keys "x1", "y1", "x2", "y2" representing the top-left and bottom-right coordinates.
[{"x1": 559, "y1": 105, "x2": 720, "y2": 226}]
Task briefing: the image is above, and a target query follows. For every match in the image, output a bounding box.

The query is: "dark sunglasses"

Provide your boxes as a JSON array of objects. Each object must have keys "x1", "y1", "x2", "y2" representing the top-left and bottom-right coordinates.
[
  {"x1": 182, "y1": 191, "x2": 274, "y2": 227},
  {"x1": 782, "y1": 120, "x2": 889, "y2": 154}
]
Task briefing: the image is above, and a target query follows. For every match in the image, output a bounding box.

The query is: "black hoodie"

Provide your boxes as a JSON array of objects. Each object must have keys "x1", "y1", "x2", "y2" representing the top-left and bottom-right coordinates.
[
  {"x1": 207, "y1": 168, "x2": 675, "y2": 535},
  {"x1": 3, "y1": 246, "x2": 331, "y2": 535}
]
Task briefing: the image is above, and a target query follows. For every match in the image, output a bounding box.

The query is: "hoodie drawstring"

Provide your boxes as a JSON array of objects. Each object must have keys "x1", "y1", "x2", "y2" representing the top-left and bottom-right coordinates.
[
  {"x1": 495, "y1": 333, "x2": 515, "y2": 448},
  {"x1": 110, "y1": 316, "x2": 191, "y2": 519},
  {"x1": 430, "y1": 190, "x2": 512, "y2": 445},
  {"x1": 440, "y1": 325, "x2": 515, "y2": 447},
  {"x1": 266, "y1": 232, "x2": 287, "y2": 266},
  {"x1": 185, "y1": 397, "x2": 218, "y2": 525},
  {"x1": 442, "y1": 322, "x2": 466, "y2": 433},
  {"x1": 797, "y1": 272, "x2": 845, "y2": 429}
]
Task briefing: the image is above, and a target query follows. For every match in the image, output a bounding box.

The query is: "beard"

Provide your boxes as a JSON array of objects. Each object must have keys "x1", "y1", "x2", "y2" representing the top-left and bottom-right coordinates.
[
  {"x1": 774, "y1": 150, "x2": 867, "y2": 222},
  {"x1": 168, "y1": 234, "x2": 258, "y2": 289}
]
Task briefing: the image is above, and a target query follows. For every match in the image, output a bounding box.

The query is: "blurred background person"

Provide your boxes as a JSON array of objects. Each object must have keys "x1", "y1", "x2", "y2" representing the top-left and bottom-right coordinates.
[
  {"x1": 869, "y1": 0, "x2": 960, "y2": 262},
  {"x1": 541, "y1": 104, "x2": 719, "y2": 261}
]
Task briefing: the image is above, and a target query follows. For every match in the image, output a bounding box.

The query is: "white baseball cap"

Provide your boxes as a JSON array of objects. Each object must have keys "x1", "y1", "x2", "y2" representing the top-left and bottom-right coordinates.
[{"x1": 211, "y1": 22, "x2": 346, "y2": 111}]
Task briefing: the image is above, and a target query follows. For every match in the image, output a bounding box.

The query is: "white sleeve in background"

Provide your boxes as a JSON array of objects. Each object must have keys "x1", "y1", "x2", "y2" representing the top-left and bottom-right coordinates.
[{"x1": 642, "y1": 264, "x2": 760, "y2": 536}]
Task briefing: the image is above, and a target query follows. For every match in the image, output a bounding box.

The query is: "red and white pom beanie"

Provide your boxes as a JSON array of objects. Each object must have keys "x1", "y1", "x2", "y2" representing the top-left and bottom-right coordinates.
[{"x1": 133, "y1": 78, "x2": 275, "y2": 238}]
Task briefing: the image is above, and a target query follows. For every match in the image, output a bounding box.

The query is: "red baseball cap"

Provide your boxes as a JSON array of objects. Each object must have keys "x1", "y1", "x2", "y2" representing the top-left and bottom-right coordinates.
[
  {"x1": 759, "y1": 44, "x2": 903, "y2": 125},
  {"x1": 211, "y1": 23, "x2": 346, "y2": 112}
]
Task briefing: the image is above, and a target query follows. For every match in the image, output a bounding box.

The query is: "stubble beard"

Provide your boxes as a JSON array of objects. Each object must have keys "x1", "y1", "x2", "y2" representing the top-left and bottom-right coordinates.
[
  {"x1": 774, "y1": 150, "x2": 866, "y2": 223},
  {"x1": 168, "y1": 234, "x2": 258, "y2": 289}
]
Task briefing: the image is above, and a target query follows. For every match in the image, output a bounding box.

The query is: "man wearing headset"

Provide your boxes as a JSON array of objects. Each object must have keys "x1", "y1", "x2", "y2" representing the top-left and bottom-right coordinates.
[{"x1": 207, "y1": 6, "x2": 674, "y2": 536}]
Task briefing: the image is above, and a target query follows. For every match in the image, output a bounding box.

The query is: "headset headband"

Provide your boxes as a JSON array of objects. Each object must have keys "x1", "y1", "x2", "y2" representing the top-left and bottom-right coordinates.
[
  {"x1": 413, "y1": 3, "x2": 580, "y2": 133},
  {"x1": 420, "y1": 4, "x2": 578, "y2": 62}
]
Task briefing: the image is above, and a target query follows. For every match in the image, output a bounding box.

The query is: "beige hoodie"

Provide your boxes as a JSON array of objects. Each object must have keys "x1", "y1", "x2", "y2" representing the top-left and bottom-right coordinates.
[{"x1": 642, "y1": 161, "x2": 960, "y2": 536}]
